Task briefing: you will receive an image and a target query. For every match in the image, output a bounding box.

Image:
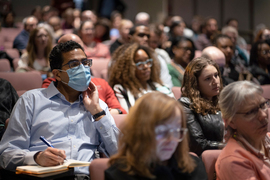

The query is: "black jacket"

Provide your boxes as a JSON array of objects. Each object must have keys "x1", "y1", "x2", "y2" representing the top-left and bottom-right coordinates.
[
  {"x1": 105, "y1": 155, "x2": 207, "y2": 180},
  {"x1": 249, "y1": 64, "x2": 270, "y2": 85},
  {"x1": 179, "y1": 97, "x2": 224, "y2": 156}
]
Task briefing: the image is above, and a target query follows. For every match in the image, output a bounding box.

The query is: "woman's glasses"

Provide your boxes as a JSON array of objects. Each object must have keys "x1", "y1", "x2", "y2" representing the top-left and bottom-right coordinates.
[
  {"x1": 155, "y1": 125, "x2": 188, "y2": 142},
  {"x1": 236, "y1": 99, "x2": 270, "y2": 121},
  {"x1": 62, "y1": 59, "x2": 92, "y2": 70},
  {"x1": 135, "y1": 59, "x2": 153, "y2": 70}
]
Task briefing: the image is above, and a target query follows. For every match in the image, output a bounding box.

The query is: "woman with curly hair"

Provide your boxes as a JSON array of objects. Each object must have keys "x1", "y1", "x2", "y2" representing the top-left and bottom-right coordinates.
[
  {"x1": 105, "y1": 92, "x2": 208, "y2": 180},
  {"x1": 178, "y1": 57, "x2": 225, "y2": 156},
  {"x1": 16, "y1": 26, "x2": 53, "y2": 77},
  {"x1": 108, "y1": 43, "x2": 174, "y2": 113}
]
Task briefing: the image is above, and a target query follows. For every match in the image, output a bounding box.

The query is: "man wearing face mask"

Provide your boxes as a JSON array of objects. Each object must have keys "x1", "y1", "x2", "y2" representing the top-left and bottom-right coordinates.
[{"x1": 0, "y1": 41, "x2": 119, "y2": 177}]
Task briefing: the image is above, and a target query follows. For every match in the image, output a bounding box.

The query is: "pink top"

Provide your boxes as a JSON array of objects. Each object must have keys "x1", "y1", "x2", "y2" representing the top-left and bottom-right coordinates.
[
  {"x1": 84, "y1": 42, "x2": 111, "y2": 59},
  {"x1": 215, "y1": 135, "x2": 270, "y2": 180}
]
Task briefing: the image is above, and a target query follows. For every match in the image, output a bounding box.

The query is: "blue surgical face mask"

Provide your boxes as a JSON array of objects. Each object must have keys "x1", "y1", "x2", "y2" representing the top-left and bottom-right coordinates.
[{"x1": 59, "y1": 64, "x2": 91, "y2": 91}]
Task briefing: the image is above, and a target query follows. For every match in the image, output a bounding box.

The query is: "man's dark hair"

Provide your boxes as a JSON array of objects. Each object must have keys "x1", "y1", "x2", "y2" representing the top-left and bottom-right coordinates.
[
  {"x1": 49, "y1": 40, "x2": 84, "y2": 71},
  {"x1": 129, "y1": 24, "x2": 148, "y2": 36},
  {"x1": 212, "y1": 34, "x2": 231, "y2": 46},
  {"x1": 226, "y1": 18, "x2": 238, "y2": 25}
]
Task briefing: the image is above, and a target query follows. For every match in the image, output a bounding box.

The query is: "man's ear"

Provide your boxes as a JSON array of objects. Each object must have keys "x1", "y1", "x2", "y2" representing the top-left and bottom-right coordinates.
[{"x1": 52, "y1": 69, "x2": 61, "y2": 81}]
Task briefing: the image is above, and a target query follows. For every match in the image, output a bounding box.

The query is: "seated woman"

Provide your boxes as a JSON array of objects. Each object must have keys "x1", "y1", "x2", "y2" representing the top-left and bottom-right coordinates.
[
  {"x1": 249, "y1": 40, "x2": 270, "y2": 85},
  {"x1": 179, "y1": 57, "x2": 225, "y2": 156},
  {"x1": 108, "y1": 43, "x2": 174, "y2": 113},
  {"x1": 79, "y1": 20, "x2": 110, "y2": 59},
  {"x1": 216, "y1": 81, "x2": 270, "y2": 179},
  {"x1": 16, "y1": 27, "x2": 53, "y2": 78},
  {"x1": 167, "y1": 36, "x2": 195, "y2": 87},
  {"x1": 105, "y1": 92, "x2": 208, "y2": 180}
]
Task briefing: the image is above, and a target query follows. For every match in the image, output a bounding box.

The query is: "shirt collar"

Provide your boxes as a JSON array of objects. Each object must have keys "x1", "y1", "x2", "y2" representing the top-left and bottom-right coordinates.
[{"x1": 46, "y1": 81, "x2": 83, "y2": 103}]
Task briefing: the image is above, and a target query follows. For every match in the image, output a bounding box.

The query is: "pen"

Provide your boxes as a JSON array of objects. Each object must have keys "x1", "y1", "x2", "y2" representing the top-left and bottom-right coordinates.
[
  {"x1": 40, "y1": 136, "x2": 67, "y2": 160},
  {"x1": 40, "y1": 136, "x2": 54, "y2": 148}
]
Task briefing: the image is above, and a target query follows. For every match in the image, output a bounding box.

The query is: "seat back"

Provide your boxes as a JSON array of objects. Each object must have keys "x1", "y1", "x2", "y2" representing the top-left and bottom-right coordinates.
[
  {"x1": 201, "y1": 150, "x2": 222, "y2": 180},
  {"x1": 91, "y1": 58, "x2": 110, "y2": 79},
  {"x1": 171, "y1": 86, "x2": 181, "y2": 99},
  {"x1": 0, "y1": 59, "x2": 11, "y2": 72},
  {"x1": 89, "y1": 158, "x2": 110, "y2": 180},
  {"x1": 0, "y1": 71, "x2": 42, "y2": 91},
  {"x1": 5, "y1": 48, "x2": 20, "y2": 58},
  {"x1": 12, "y1": 58, "x2": 20, "y2": 70},
  {"x1": 111, "y1": 114, "x2": 127, "y2": 129}
]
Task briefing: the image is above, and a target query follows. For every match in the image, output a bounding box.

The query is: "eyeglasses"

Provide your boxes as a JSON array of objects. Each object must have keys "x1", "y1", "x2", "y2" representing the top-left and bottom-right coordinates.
[
  {"x1": 135, "y1": 59, "x2": 153, "y2": 70},
  {"x1": 235, "y1": 99, "x2": 270, "y2": 121},
  {"x1": 137, "y1": 33, "x2": 150, "y2": 39},
  {"x1": 261, "y1": 50, "x2": 270, "y2": 55},
  {"x1": 178, "y1": 46, "x2": 193, "y2": 52},
  {"x1": 155, "y1": 125, "x2": 188, "y2": 142},
  {"x1": 61, "y1": 59, "x2": 92, "y2": 69}
]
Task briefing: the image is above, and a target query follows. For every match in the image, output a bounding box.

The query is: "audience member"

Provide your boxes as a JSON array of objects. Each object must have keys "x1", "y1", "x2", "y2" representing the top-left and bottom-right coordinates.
[
  {"x1": 79, "y1": 20, "x2": 110, "y2": 59},
  {"x1": 81, "y1": 10, "x2": 97, "y2": 24},
  {"x1": 135, "y1": 12, "x2": 150, "y2": 25},
  {"x1": 226, "y1": 18, "x2": 247, "y2": 50},
  {"x1": 201, "y1": 46, "x2": 233, "y2": 86},
  {"x1": 16, "y1": 27, "x2": 53, "y2": 78},
  {"x1": 129, "y1": 24, "x2": 173, "y2": 88},
  {"x1": 216, "y1": 81, "x2": 270, "y2": 180},
  {"x1": 94, "y1": 18, "x2": 111, "y2": 43},
  {"x1": 0, "y1": 78, "x2": 19, "y2": 140},
  {"x1": 31, "y1": 6, "x2": 42, "y2": 22},
  {"x1": 249, "y1": 40, "x2": 270, "y2": 85},
  {"x1": 195, "y1": 17, "x2": 218, "y2": 50},
  {"x1": 0, "y1": 41, "x2": 119, "y2": 176},
  {"x1": 2, "y1": 11, "x2": 16, "y2": 28},
  {"x1": 41, "y1": 5, "x2": 53, "y2": 23},
  {"x1": 190, "y1": 15, "x2": 204, "y2": 41},
  {"x1": 110, "y1": 11, "x2": 122, "y2": 41},
  {"x1": 50, "y1": 0, "x2": 75, "y2": 16},
  {"x1": 42, "y1": 33, "x2": 127, "y2": 114},
  {"x1": 61, "y1": 8, "x2": 74, "y2": 29},
  {"x1": 110, "y1": 19, "x2": 133, "y2": 55},
  {"x1": 179, "y1": 57, "x2": 225, "y2": 156},
  {"x1": 73, "y1": 8, "x2": 81, "y2": 29},
  {"x1": 109, "y1": 43, "x2": 173, "y2": 113},
  {"x1": 105, "y1": 92, "x2": 208, "y2": 180},
  {"x1": 213, "y1": 34, "x2": 254, "y2": 82},
  {"x1": 221, "y1": 26, "x2": 249, "y2": 65},
  {"x1": 167, "y1": 37, "x2": 195, "y2": 87},
  {"x1": 149, "y1": 23, "x2": 171, "y2": 64},
  {"x1": 13, "y1": 16, "x2": 38, "y2": 55},
  {"x1": 254, "y1": 27, "x2": 270, "y2": 43},
  {"x1": 169, "y1": 20, "x2": 185, "y2": 40},
  {"x1": 48, "y1": 16, "x2": 64, "y2": 40}
]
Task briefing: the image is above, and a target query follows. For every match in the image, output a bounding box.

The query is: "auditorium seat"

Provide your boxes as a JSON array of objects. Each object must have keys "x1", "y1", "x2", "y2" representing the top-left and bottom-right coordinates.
[
  {"x1": 91, "y1": 58, "x2": 110, "y2": 79},
  {"x1": 89, "y1": 158, "x2": 109, "y2": 180},
  {"x1": 201, "y1": 150, "x2": 222, "y2": 180},
  {"x1": 0, "y1": 71, "x2": 42, "y2": 91},
  {"x1": 171, "y1": 86, "x2": 181, "y2": 99},
  {"x1": 0, "y1": 59, "x2": 11, "y2": 72}
]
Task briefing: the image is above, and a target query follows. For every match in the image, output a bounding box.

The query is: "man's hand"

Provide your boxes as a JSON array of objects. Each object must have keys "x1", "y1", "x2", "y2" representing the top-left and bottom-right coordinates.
[
  {"x1": 83, "y1": 82, "x2": 103, "y2": 115},
  {"x1": 34, "y1": 147, "x2": 66, "y2": 167}
]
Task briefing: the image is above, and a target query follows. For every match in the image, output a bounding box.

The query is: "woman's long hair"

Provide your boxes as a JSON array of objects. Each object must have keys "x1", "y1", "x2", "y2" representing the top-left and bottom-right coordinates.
[
  {"x1": 181, "y1": 57, "x2": 223, "y2": 115},
  {"x1": 26, "y1": 27, "x2": 53, "y2": 68},
  {"x1": 108, "y1": 43, "x2": 162, "y2": 97},
  {"x1": 109, "y1": 92, "x2": 195, "y2": 178}
]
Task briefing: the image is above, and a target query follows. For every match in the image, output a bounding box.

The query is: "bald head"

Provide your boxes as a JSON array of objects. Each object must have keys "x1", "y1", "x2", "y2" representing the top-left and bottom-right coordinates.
[
  {"x1": 135, "y1": 12, "x2": 150, "y2": 25},
  {"x1": 58, "y1": 34, "x2": 84, "y2": 47},
  {"x1": 81, "y1": 10, "x2": 97, "y2": 24},
  {"x1": 202, "y1": 46, "x2": 226, "y2": 67}
]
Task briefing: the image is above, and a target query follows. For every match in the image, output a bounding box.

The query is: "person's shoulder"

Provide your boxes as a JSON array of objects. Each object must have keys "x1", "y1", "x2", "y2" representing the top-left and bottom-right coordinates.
[
  {"x1": 105, "y1": 163, "x2": 135, "y2": 180},
  {"x1": 178, "y1": 96, "x2": 190, "y2": 105}
]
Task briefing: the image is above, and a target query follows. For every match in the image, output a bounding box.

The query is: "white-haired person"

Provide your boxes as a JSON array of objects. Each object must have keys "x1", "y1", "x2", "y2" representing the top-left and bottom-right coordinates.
[{"x1": 216, "y1": 81, "x2": 270, "y2": 180}]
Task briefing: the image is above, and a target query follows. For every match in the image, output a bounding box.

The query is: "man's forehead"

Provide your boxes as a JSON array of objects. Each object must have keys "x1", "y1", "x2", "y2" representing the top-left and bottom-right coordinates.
[
  {"x1": 135, "y1": 26, "x2": 149, "y2": 34},
  {"x1": 62, "y1": 48, "x2": 86, "y2": 61}
]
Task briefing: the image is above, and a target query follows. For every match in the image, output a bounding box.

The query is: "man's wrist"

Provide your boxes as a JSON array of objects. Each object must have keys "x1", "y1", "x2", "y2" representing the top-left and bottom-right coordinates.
[
  {"x1": 89, "y1": 106, "x2": 103, "y2": 115},
  {"x1": 34, "y1": 151, "x2": 42, "y2": 164}
]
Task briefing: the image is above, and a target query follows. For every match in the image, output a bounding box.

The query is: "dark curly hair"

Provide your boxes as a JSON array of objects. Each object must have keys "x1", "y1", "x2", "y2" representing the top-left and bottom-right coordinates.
[
  {"x1": 108, "y1": 43, "x2": 162, "y2": 97},
  {"x1": 49, "y1": 40, "x2": 84, "y2": 71},
  {"x1": 181, "y1": 57, "x2": 223, "y2": 115}
]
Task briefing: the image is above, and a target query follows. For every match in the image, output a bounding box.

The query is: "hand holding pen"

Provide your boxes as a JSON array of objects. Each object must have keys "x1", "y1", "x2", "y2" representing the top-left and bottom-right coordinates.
[{"x1": 34, "y1": 136, "x2": 67, "y2": 167}]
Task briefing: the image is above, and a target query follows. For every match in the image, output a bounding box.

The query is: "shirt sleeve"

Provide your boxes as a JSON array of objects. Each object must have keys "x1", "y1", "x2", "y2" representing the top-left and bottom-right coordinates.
[
  {"x1": 103, "y1": 81, "x2": 127, "y2": 114},
  {"x1": 94, "y1": 102, "x2": 120, "y2": 157},
  {"x1": 0, "y1": 94, "x2": 39, "y2": 170},
  {"x1": 113, "y1": 85, "x2": 129, "y2": 113}
]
